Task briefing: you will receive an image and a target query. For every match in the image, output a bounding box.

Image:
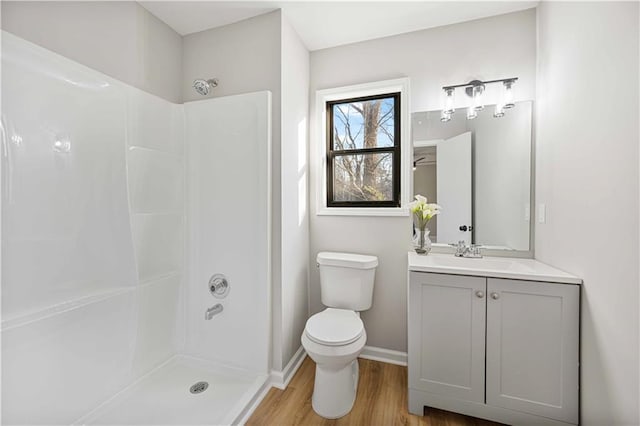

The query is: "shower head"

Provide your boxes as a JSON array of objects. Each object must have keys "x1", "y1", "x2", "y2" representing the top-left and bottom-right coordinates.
[{"x1": 193, "y1": 78, "x2": 219, "y2": 96}]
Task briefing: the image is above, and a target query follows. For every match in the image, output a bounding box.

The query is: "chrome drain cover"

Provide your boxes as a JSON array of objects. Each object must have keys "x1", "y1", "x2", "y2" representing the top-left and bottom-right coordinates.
[{"x1": 190, "y1": 381, "x2": 209, "y2": 394}]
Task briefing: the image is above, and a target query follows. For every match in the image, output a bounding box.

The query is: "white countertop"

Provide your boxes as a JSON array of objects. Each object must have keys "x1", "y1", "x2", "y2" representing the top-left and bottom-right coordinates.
[{"x1": 408, "y1": 252, "x2": 582, "y2": 284}]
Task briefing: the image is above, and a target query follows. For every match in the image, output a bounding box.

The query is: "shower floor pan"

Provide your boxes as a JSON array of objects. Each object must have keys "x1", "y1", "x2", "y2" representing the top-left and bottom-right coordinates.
[{"x1": 78, "y1": 355, "x2": 268, "y2": 425}]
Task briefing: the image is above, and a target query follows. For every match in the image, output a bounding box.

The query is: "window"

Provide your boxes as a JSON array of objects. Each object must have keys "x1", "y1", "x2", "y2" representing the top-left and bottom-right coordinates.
[
  {"x1": 326, "y1": 93, "x2": 401, "y2": 208},
  {"x1": 315, "y1": 78, "x2": 410, "y2": 216}
]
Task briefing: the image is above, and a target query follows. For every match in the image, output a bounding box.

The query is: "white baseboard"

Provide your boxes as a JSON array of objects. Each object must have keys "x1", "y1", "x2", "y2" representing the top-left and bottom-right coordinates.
[
  {"x1": 234, "y1": 377, "x2": 273, "y2": 426},
  {"x1": 359, "y1": 345, "x2": 407, "y2": 366},
  {"x1": 239, "y1": 345, "x2": 405, "y2": 424},
  {"x1": 270, "y1": 345, "x2": 306, "y2": 390},
  {"x1": 237, "y1": 346, "x2": 307, "y2": 424}
]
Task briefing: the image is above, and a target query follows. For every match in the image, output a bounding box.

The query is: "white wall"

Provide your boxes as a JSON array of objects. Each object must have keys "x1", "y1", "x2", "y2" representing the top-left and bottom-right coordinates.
[
  {"x1": 309, "y1": 9, "x2": 536, "y2": 352},
  {"x1": 2, "y1": 33, "x2": 135, "y2": 424},
  {"x1": 4, "y1": 3, "x2": 309, "y2": 377},
  {"x1": 277, "y1": 16, "x2": 310, "y2": 371},
  {"x1": 1, "y1": 32, "x2": 183, "y2": 425},
  {"x1": 0, "y1": 1, "x2": 183, "y2": 103},
  {"x1": 126, "y1": 89, "x2": 185, "y2": 375},
  {"x1": 535, "y1": 2, "x2": 639, "y2": 425}
]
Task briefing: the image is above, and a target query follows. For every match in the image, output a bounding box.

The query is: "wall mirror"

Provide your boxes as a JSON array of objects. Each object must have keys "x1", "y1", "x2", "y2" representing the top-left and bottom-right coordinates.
[{"x1": 412, "y1": 101, "x2": 533, "y2": 253}]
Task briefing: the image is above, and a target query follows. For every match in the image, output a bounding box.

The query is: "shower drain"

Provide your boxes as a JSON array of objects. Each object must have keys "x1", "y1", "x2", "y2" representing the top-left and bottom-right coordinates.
[{"x1": 190, "y1": 381, "x2": 209, "y2": 394}]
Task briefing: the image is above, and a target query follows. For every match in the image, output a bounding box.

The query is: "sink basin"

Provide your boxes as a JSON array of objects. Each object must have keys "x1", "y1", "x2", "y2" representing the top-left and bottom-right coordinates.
[
  {"x1": 408, "y1": 252, "x2": 582, "y2": 284},
  {"x1": 428, "y1": 256, "x2": 526, "y2": 272}
]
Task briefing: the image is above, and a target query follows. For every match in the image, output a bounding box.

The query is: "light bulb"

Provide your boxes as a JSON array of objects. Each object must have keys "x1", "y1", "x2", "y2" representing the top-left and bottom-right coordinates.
[
  {"x1": 53, "y1": 135, "x2": 71, "y2": 153},
  {"x1": 467, "y1": 106, "x2": 477, "y2": 120},
  {"x1": 11, "y1": 134, "x2": 22, "y2": 146},
  {"x1": 494, "y1": 103, "x2": 505, "y2": 118},
  {"x1": 472, "y1": 84, "x2": 485, "y2": 111},
  {"x1": 444, "y1": 88, "x2": 455, "y2": 114},
  {"x1": 503, "y1": 80, "x2": 515, "y2": 109},
  {"x1": 440, "y1": 110, "x2": 451, "y2": 122}
]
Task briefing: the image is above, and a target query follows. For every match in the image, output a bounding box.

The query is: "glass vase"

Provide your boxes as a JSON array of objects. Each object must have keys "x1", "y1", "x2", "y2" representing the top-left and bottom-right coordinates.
[{"x1": 414, "y1": 227, "x2": 432, "y2": 255}]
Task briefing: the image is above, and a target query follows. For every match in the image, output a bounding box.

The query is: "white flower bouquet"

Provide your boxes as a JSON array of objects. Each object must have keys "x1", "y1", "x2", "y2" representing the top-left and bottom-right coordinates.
[
  {"x1": 408, "y1": 195, "x2": 441, "y2": 231},
  {"x1": 408, "y1": 195, "x2": 441, "y2": 254}
]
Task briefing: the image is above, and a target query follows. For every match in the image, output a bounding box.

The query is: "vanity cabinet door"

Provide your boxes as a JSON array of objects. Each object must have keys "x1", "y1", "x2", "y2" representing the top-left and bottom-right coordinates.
[
  {"x1": 408, "y1": 272, "x2": 486, "y2": 403},
  {"x1": 485, "y1": 278, "x2": 579, "y2": 424}
]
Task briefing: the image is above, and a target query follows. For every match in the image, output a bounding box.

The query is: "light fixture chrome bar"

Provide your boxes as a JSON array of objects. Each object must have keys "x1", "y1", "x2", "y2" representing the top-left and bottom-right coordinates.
[
  {"x1": 440, "y1": 77, "x2": 518, "y2": 121},
  {"x1": 442, "y1": 77, "x2": 518, "y2": 91}
]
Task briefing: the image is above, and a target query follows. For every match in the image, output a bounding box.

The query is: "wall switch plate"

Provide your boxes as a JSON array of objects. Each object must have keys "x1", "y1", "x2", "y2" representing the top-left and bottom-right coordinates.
[{"x1": 538, "y1": 203, "x2": 546, "y2": 224}]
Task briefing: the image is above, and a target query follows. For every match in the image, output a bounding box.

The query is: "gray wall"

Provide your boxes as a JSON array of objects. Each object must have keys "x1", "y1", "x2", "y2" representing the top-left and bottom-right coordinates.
[
  {"x1": 309, "y1": 9, "x2": 537, "y2": 352},
  {"x1": 181, "y1": 11, "x2": 281, "y2": 104},
  {"x1": 535, "y1": 2, "x2": 639, "y2": 424},
  {"x1": 1, "y1": 1, "x2": 183, "y2": 103}
]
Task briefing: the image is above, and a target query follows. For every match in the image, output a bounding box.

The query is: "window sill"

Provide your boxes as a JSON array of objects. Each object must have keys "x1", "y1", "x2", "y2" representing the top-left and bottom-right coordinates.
[{"x1": 316, "y1": 207, "x2": 410, "y2": 217}]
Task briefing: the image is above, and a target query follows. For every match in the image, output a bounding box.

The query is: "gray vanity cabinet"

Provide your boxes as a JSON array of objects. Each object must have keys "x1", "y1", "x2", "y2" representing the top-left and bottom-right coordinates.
[
  {"x1": 409, "y1": 272, "x2": 580, "y2": 426},
  {"x1": 485, "y1": 278, "x2": 579, "y2": 423},
  {"x1": 407, "y1": 273, "x2": 486, "y2": 402}
]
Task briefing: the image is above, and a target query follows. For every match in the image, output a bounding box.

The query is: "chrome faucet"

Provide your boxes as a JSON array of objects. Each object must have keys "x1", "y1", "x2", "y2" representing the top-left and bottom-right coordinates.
[
  {"x1": 205, "y1": 303, "x2": 223, "y2": 320},
  {"x1": 451, "y1": 240, "x2": 483, "y2": 258}
]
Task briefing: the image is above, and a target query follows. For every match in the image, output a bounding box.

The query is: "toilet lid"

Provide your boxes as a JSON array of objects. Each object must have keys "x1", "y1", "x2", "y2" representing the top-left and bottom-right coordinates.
[{"x1": 305, "y1": 308, "x2": 364, "y2": 346}]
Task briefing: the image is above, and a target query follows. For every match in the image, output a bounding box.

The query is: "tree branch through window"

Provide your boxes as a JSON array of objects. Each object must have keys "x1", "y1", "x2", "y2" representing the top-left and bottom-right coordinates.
[{"x1": 326, "y1": 93, "x2": 400, "y2": 207}]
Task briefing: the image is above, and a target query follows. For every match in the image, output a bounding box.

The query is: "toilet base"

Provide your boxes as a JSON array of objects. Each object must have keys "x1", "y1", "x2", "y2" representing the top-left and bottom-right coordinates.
[{"x1": 311, "y1": 359, "x2": 360, "y2": 419}]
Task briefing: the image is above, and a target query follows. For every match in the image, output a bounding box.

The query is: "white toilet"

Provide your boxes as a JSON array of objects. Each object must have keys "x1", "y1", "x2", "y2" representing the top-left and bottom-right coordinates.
[{"x1": 301, "y1": 251, "x2": 378, "y2": 419}]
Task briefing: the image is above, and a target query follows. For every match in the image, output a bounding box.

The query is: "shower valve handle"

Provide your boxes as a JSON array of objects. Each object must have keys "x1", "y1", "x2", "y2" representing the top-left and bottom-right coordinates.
[{"x1": 209, "y1": 274, "x2": 230, "y2": 298}]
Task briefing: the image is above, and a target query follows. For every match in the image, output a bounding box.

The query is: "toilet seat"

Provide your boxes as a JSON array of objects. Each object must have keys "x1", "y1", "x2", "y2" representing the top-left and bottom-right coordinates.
[{"x1": 305, "y1": 308, "x2": 364, "y2": 346}]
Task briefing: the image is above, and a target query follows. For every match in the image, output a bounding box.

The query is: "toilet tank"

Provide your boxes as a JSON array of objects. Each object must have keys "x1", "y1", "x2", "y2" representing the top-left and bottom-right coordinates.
[{"x1": 317, "y1": 252, "x2": 378, "y2": 311}]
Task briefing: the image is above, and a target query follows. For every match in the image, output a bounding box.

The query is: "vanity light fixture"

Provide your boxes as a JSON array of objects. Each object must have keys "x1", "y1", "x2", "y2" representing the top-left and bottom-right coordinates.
[
  {"x1": 444, "y1": 87, "x2": 455, "y2": 114},
  {"x1": 441, "y1": 77, "x2": 518, "y2": 120},
  {"x1": 440, "y1": 110, "x2": 451, "y2": 122},
  {"x1": 466, "y1": 106, "x2": 477, "y2": 120},
  {"x1": 502, "y1": 79, "x2": 516, "y2": 109},
  {"x1": 470, "y1": 83, "x2": 485, "y2": 111}
]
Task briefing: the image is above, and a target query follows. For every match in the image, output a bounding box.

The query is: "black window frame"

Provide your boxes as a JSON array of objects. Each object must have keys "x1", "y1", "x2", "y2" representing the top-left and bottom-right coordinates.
[{"x1": 326, "y1": 92, "x2": 401, "y2": 208}]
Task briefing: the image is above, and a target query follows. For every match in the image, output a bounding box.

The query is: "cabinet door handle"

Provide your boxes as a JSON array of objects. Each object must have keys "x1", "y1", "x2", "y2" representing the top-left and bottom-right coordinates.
[
  {"x1": 475, "y1": 291, "x2": 485, "y2": 298},
  {"x1": 490, "y1": 292, "x2": 500, "y2": 300}
]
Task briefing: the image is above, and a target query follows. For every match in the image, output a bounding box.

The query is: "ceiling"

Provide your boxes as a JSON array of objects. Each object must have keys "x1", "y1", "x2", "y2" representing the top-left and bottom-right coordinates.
[{"x1": 138, "y1": 1, "x2": 538, "y2": 51}]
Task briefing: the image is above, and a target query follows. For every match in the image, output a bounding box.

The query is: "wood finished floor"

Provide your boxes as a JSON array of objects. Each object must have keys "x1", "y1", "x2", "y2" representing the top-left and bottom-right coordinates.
[{"x1": 247, "y1": 357, "x2": 504, "y2": 426}]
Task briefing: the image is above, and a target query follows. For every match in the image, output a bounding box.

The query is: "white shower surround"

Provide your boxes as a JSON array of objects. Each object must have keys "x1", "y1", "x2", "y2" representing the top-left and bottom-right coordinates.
[
  {"x1": 1, "y1": 32, "x2": 271, "y2": 425},
  {"x1": 184, "y1": 94, "x2": 271, "y2": 373}
]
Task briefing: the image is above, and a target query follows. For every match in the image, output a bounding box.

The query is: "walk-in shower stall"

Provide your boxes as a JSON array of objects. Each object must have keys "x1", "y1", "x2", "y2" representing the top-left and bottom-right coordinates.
[{"x1": 1, "y1": 32, "x2": 271, "y2": 425}]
